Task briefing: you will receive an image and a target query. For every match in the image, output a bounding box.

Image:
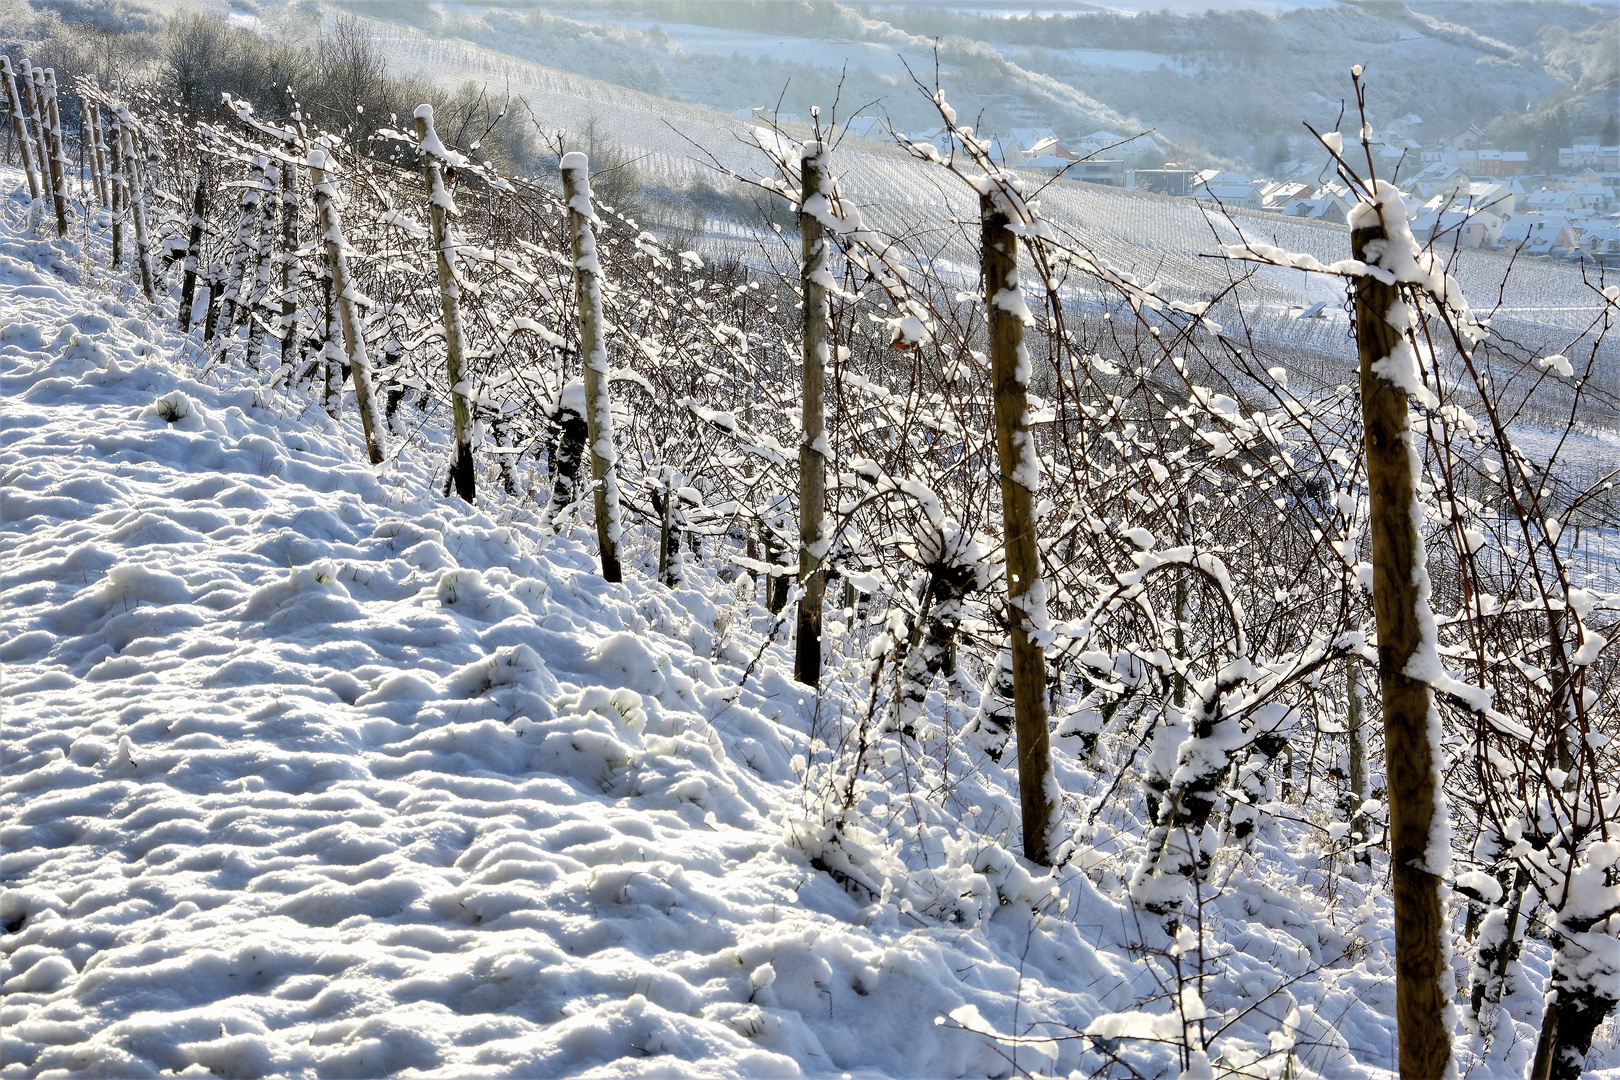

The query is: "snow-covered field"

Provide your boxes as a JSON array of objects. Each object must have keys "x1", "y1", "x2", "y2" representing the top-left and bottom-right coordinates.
[
  {"x1": 1, "y1": 144, "x2": 1615, "y2": 1077},
  {"x1": 0, "y1": 195, "x2": 1098, "y2": 1077},
  {"x1": 0, "y1": 175, "x2": 1416, "y2": 1079}
]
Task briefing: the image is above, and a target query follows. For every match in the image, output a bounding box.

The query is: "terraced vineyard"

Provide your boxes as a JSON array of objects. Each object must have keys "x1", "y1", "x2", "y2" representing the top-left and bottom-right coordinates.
[{"x1": 368, "y1": 18, "x2": 1607, "y2": 343}]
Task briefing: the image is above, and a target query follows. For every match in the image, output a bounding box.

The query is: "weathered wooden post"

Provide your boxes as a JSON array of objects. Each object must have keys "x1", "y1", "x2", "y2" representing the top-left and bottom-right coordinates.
[
  {"x1": 40, "y1": 70, "x2": 69, "y2": 234},
  {"x1": 243, "y1": 163, "x2": 280, "y2": 370},
  {"x1": 111, "y1": 100, "x2": 154, "y2": 300},
  {"x1": 1351, "y1": 181, "x2": 1451, "y2": 1080},
  {"x1": 1346, "y1": 659, "x2": 1370, "y2": 870},
  {"x1": 982, "y1": 181, "x2": 1056, "y2": 867},
  {"x1": 794, "y1": 142, "x2": 829, "y2": 687},
  {"x1": 22, "y1": 62, "x2": 56, "y2": 223},
  {"x1": 559, "y1": 149, "x2": 624, "y2": 582},
  {"x1": 219, "y1": 156, "x2": 266, "y2": 338},
  {"x1": 278, "y1": 157, "x2": 301, "y2": 367},
  {"x1": 307, "y1": 148, "x2": 386, "y2": 466},
  {"x1": 1, "y1": 57, "x2": 41, "y2": 203},
  {"x1": 414, "y1": 105, "x2": 476, "y2": 504},
  {"x1": 83, "y1": 99, "x2": 108, "y2": 209},
  {"x1": 105, "y1": 94, "x2": 124, "y2": 265},
  {"x1": 177, "y1": 163, "x2": 207, "y2": 333}
]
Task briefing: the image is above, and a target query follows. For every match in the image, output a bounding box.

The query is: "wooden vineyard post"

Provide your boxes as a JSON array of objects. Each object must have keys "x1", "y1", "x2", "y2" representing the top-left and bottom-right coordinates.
[
  {"x1": 242, "y1": 163, "x2": 279, "y2": 370},
  {"x1": 0, "y1": 57, "x2": 41, "y2": 203},
  {"x1": 794, "y1": 142, "x2": 829, "y2": 688},
  {"x1": 83, "y1": 99, "x2": 109, "y2": 209},
  {"x1": 40, "y1": 70, "x2": 68, "y2": 235},
  {"x1": 307, "y1": 149, "x2": 386, "y2": 466},
  {"x1": 219, "y1": 156, "x2": 266, "y2": 339},
  {"x1": 104, "y1": 90, "x2": 125, "y2": 266},
  {"x1": 559, "y1": 149, "x2": 624, "y2": 583},
  {"x1": 1351, "y1": 184, "x2": 1452, "y2": 1080},
  {"x1": 278, "y1": 157, "x2": 302, "y2": 368},
  {"x1": 23, "y1": 63, "x2": 56, "y2": 224},
  {"x1": 982, "y1": 187, "x2": 1056, "y2": 867},
  {"x1": 178, "y1": 164, "x2": 207, "y2": 333},
  {"x1": 111, "y1": 99, "x2": 154, "y2": 301},
  {"x1": 413, "y1": 105, "x2": 476, "y2": 504},
  {"x1": 83, "y1": 100, "x2": 100, "y2": 207},
  {"x1": 1346, "y1": 658, "x2": 1370, "y2": 870}
]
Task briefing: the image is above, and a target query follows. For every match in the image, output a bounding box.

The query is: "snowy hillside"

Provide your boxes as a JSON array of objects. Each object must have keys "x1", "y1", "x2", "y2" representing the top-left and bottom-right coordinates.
[
  {"x1": 0, "y1": 162, "x2": 1548, "y2": 1079},
  {"x1": 362, "y1": 17, "x2": 1605, "y2": 333}
]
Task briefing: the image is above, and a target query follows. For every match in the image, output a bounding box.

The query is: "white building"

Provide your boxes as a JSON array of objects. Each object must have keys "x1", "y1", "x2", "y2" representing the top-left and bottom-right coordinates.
[
  {"x1": 1494, "y1": 215, "x2": 1580, "y2": 256},
  {"x1": 1411, "y1": 209, "x2": 1503, "y2": 248}
]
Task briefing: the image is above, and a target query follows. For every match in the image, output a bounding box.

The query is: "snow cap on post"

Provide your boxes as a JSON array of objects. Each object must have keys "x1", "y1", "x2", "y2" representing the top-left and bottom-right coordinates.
[
  {"x1": 414, "y1": 105, "x2": 469, "y2": 169},
  {"x1": 560, "y1": 153, "x2": 596, "y2": 220}
]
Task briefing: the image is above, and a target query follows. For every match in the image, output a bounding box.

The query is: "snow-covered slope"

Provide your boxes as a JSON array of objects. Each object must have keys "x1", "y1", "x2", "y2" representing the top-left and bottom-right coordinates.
[
  {"x1": 3, "y1": 177, "x2": 1606, "y2": 1077},
  {"x1": 0, "y1": 202, "x2": 1066, "y2": 1076},
  {"x1": 367, "y1": 16, "x2": 1604, "y2": 346},
  {"x1": 0, "y1": 191, "x2": 1117, "y2": 1078}
]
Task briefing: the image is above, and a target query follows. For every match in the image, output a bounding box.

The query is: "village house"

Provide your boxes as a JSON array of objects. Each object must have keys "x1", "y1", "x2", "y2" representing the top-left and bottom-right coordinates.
[
  {"x1": 1019, "y1": 156, "x2": 1124, "y2": 184},
  {"x1": 1422, "y1": 180, "x2": 1521, "y2": 216},
  {"x1": 1569, "y1": 182, "x2": 1617, "y2": 211},
  {"x1": 1130, "y1": 168, "x2": 1198, "y2": 196},
  {"x1": 1192, "y1": 170, "x2": 1263, "y2": 210},
  {"x1": 1581, "y1": 223, "x2": 1620, "y2": 266},
  {"x1": 1465, "y1": 180, "x2": 1522, "y2": 212},
  {"x1": 1411, "y1": 208, "x2": 1503, "y2": 248},
  {"x1": 1071, "y1": 131, "x2": 1160, "y2": 164},
  {"x1": 1410, "y1": 164, "x2": 1472, "y2": 203},
  {"x1": 1473, "y1": 149, "x2": 1529, "y2": 176},
  {"x1": 1023, "y1": 135, "x2": 1074, "y2": 160},
  {"x1": 1260, "y1": 180, "x2": 1315, "y2": 211},
  {"x1": 1559, "y1": 144, "x2": 1605, "y2": 169},
  {"x1": 1285, "y1": 195, "x2": 1351, "y2": 223},
  {"x1": 1494, "y1": 215, "x2": 1580, "y2": 256},
  {"x1": 982, "y1": 137, "x2": 1025, "y2": 166},
  {"x1": 1526, "y1": 188, "x2": 1581, "y2": 214}
]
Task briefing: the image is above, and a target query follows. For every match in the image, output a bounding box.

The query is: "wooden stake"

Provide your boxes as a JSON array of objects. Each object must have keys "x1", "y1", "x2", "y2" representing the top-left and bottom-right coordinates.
[
  {"x1": 40, "y1": 70, "x2": 69, "y2": 235},
  {"x1": 1, "y1": 57, "x2": 41, "y2": 203},
  {"x1": 178, "y1": 163, "x2": 207, "y2": 333},
  {"x1": 559, "y1": 149, "x2": 623, "y2": 582},
  {"x1": 111, "y1": 98, "x2": 154, "y2": 300},
  {"x1": 415, "y1": 106, "x2": 476, "y2": 505},
  {"x1": 983, "y1": 189, "x2": 1055, "y2": 867},
  {"x1": 794, "y1": 143, "x2": 829, "y2": 688},
  {"x1": 1352, "y1": 197, "x2": 1451, "y2": 1080},
  {"x1": 307, "y1": 149, "x2": 385, "y2": 466}
]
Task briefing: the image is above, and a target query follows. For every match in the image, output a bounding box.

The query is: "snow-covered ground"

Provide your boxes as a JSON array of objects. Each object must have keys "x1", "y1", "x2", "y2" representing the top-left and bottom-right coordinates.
[
  {"x1": 0, "y1": 196, "x2": 1072, "y2": 1078},
  {"x1": 0, "y1": 168, "x2": 1613, "y2": 1078}
]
